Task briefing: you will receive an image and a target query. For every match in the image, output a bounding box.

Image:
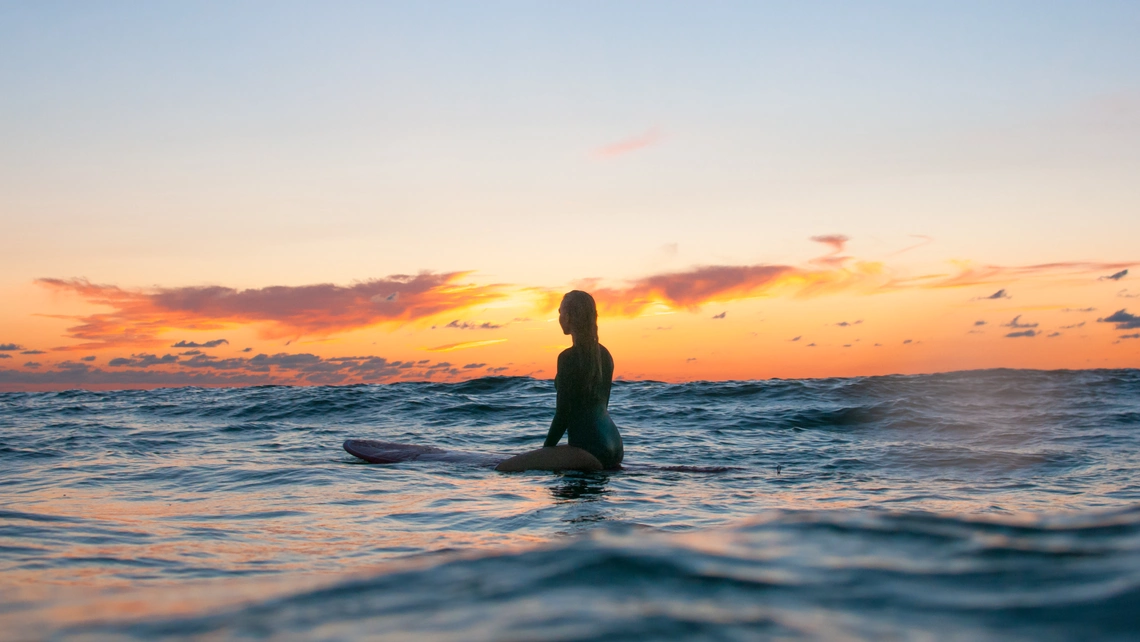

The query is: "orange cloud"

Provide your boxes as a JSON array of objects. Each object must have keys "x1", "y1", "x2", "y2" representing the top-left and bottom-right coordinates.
[
  {"x1": 37, "y1": 273, "x2": 507, "y2": 350},
  {"x1": 593, "y1": 127, "x2": 663, "y2": 159},
  {"x1": 424, "y1": 339, "x2": 508, "y2": 352},
  {"x1": 552, "y1": 261, "x2": 888, "y2": 317},
  {"x1": 885, "y1": 261, "x2": 1137, "y2": 290},
  {"x1": 535, "y1": 254, "x2": 1136, "y2": 318}
]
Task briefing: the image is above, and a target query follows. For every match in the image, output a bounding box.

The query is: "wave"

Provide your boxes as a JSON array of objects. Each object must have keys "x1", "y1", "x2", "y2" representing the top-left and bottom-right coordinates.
[{"x1": 63, "y1": 506, "x2": 1140, "y2": 641}]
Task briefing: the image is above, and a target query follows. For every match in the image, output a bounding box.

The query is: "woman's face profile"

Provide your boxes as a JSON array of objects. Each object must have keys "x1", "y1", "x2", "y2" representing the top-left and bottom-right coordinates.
[{"x1": 558, "y1": 301, "x2": 571, "y2": 335}]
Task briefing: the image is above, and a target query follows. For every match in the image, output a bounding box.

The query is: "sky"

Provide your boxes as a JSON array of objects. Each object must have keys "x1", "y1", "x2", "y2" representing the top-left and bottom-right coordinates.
[{"x1": 2, "y1": 1, "x2": 1139, "y2": 390}]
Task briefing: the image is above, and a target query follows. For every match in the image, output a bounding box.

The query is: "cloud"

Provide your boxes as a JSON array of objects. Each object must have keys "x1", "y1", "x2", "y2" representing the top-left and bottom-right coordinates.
[
  {"x1": 1062, "y1": 307, "x2": 1097, "y2": 312},
  {"x1": 906, "y1": 261, "x2": 1136, "y2": 290},
  {"x1": 1005, "y1": 329, "x2": 1038, "y2": 338},
  {"x1": 593, "y1": 127, "x2": 663, "y2": 159},
  {"x1": 20, "y1": 350, "x2": 45, "y2": 355},
  {"x1": 172, "y1": 339, "x2": 229, "y2": 348},
  {"x1": 1002, "y1": 315, "x2": 1038, "y2": 329},
  {"x1": 835, "y1": 320, "x2": 862, "y2": 327},
  {"x1": 36, "y1": 273, "x2": 506, "y2": 349},
  {"x1": 790, "y1": 336, "x2": 801, "y2": 342},
  {"x1": 241, "y1": 347, "x2": 252, "y2": 353},
  {"x1": 0, "y1": 349, "x2": 486, "y2": 388},
  {"x1": 462, "y1": 363, "x2": 486, "y2": 369},
  {"x1": 711, "y1": 312, "x2": 726, "y2": 319},
  {"x1": 109, "y1": 353, "x2": 180, "y2": 368},
  {"x1": 1120, "y1": 290, "x2": 1140, "y2": 298},
  {"x1": 578, "y1": 259, "x2": 886, "y2": 317},
  {"x1": 0, "y1": 354, "x2": 9, "y2": 359},
  {"x1": 80, "y1": 356, "x2": 96, "y2": 362},
  {"x1": 806, "y1": 343, "x2": 817, "y2": 347},
  {"x1": 903, "y1": 339, "x2": 913, "y2": 344},
  {"x1": 1060, "y1": 322, "x2": 1085, "y2": 329},
  {"x1": 0, "y1": 344, "x2": 22, "y2": 351},
  {"x1": 809, "y1": 235, "x2": 851, "y2": 267},
  {"x1": 1098, "y1": 309, "x2": 1140, "y2": 330},
  {"x1": 443, "y1": 320, "x2": 502, "y2": 330},
  {"x1": 1100, "y1": 269, "x2": 1128, "y2": 281},
  {"x1": 887, "y1": 235, "x2": 934, "y2": 257},
  {"x1": 425, "y1": 339, "x2": 507, "y2": 352},
  {"x1": 974, "y1": 320, "x2": 987, "y2": 326},
  {"x1": 810, "y1": 235, "x2": 849, "y2": 253},
  {"x1": 1120, "y1": 333, "x2": 1140, "y2": 340},
  {"x1": 24, "y1": 362, "x2": 42, "y2": 368},
  {"x1": 1047, "y1": 332, "x2": 1061, "y2": 338},
  {"x1": 0, "y1": 365, "x2": 271, "y2": 387},
  {"x1": 974, "y1": 289, "x2": 1011, "y2": 301},
  {"x1": 563, "y1": 254, "x2": 1135, "y2": 320}
]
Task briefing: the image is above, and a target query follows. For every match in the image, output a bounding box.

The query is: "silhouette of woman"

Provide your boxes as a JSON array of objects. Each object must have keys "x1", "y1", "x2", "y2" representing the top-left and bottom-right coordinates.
[{"x1": 495, "y1": 290, "x2": 624, "y2": 472}]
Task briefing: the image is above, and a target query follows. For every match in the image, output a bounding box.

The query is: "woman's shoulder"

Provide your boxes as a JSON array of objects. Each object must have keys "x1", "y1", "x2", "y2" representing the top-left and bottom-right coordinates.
[{"x1": 599, "y1": 343, "x2": 614, "y2": 361}]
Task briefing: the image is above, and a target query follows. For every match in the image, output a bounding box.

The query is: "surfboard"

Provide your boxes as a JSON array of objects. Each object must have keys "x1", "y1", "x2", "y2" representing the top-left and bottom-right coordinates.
[
  {"x1": 343, "y1": 440, "x2": 503, "y2": 467},
  {"x1": 343, "y1": 439, "x2": 737, "y2": 473}
]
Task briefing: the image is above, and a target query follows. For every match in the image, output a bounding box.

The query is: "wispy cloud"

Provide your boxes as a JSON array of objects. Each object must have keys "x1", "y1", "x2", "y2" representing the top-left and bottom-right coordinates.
[
  {"x1": 172, "y1": 339, "x2": 229, "y2": 348},
  {"x1": 1002, "y1": 315, "x2": 1038, "y2": 329},
  {"x1": 593, "y1": 127, "x2": 663, "y2": 159},
  {"x1": 0, "y1": 344, "x2": 22, "y2": 352},
  {"x1": 973, "y1": 289, "x2": 1011, "y2": 301},
  {"x1": 894, "y1": 261, "x2": 1136, "y2": 291},
  {"x1": 809, "y1": 234, "x2": 851, "y2": 266},
  {"x1": 441, "y1": 320, "x2": 502, "y2": 330},
  {"x1": 0, "y1": 351, "x2": 468, "y2": 387},
  {"x1": 424, "y1": 339, "x2": 507, "y2": 353},
  {"x1": 1100, "y1": 269, "x2": 1129, "y2": 281},
  {"x1": 887, "y1": 235, "x2": 934, "y2": 257},
  {"x1": 835, "y1": 320, "x2": 862, "y2": 327},
  {"x1": 36, "y1": 273, "x2": 506, "y2": 349},
  {"x1": 711, "y1": 312, "x2": 726, "y2": 319}
]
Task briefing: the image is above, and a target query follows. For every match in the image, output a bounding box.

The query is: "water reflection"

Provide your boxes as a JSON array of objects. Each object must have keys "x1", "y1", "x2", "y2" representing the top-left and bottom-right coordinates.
[{"x1": 550, "y1": 473, "x2": 610, "y2": 502}]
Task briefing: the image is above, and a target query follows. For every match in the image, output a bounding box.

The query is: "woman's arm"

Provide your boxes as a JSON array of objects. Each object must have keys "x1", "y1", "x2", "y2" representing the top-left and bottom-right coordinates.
[{"x1": 543, "y1": 351, "x2": 570, "y2": 447}]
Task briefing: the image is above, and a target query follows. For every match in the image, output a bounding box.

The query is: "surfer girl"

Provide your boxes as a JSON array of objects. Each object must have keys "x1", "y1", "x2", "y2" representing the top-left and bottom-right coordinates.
[{"x1": 496, "y1": 290, "x2": 624, "y2": 472}]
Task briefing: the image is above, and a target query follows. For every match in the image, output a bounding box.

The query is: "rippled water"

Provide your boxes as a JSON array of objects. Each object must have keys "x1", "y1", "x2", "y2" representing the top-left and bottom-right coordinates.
[{"x1": 2, "y1": 369, "x2": 1139, "y2": 639}]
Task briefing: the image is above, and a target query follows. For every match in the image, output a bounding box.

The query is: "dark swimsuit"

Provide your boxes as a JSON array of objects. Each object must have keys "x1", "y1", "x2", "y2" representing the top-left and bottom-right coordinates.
[{"x1": 544, "y1": 344, "x2": 624, "y2": 469}]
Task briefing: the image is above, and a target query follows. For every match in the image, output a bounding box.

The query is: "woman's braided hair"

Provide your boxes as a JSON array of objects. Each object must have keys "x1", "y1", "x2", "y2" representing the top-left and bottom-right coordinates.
[{"x1": 562, "y1": 290, "x2": 604, "y2": 400}]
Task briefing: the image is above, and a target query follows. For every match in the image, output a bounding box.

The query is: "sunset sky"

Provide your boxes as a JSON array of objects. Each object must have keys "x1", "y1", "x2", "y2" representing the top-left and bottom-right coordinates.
[{"x1": 2, "y1": 1, "x2": 1139, "y2": 390}]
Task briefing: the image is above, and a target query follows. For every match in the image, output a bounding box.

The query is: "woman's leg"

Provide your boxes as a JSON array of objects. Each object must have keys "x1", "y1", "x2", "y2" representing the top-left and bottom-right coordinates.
[{"x1": 494, "y1": 446, "x2": 604, "y2": 472}]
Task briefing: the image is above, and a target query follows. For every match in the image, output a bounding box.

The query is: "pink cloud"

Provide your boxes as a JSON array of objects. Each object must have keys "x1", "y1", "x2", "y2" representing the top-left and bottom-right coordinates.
[{"x1": 593, "y1": 127, "x2": 663, "y2": 159}]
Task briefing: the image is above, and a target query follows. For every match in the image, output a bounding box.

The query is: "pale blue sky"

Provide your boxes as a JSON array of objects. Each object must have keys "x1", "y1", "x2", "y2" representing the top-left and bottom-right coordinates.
[{"x1": 2, "y1": 1, "x2": 1139, "y2": 288}]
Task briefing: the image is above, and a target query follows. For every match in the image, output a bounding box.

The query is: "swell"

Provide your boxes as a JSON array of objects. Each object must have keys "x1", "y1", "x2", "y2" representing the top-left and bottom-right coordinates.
[{"x1": 62, "y1": 506, "x2": 1140, "y2": 641}]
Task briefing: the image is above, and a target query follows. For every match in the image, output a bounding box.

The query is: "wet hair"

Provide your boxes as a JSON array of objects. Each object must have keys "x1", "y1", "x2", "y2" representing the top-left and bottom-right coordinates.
[{"x1": 561, "y1": 290, "x2": 605, "y2": 399}]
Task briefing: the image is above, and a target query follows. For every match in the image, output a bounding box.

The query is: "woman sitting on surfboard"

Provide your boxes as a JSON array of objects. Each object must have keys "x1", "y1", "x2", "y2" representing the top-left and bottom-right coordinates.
[{"x1": 495, "y1": 290, "x2": 624, "y2": 472}]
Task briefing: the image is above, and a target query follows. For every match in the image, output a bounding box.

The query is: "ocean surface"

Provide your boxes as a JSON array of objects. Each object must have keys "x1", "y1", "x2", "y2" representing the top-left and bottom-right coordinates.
[{"x1": 2, "y1": 368, "x2": 1140, "y2": 640}]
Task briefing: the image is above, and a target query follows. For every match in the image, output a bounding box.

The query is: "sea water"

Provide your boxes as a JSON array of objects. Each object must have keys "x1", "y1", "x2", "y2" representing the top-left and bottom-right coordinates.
[{"x1": 2, "y1": 369, "x2": 1139, "y2": 640}]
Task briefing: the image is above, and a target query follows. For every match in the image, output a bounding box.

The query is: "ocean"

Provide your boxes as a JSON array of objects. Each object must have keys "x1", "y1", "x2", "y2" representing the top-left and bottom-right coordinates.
[{"x1": 2, "y1": 368, "x2": 1139, "y2": 640}]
